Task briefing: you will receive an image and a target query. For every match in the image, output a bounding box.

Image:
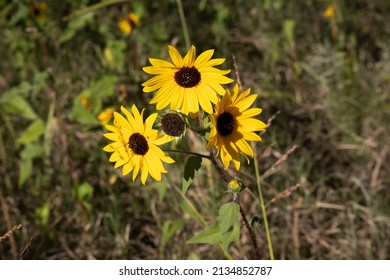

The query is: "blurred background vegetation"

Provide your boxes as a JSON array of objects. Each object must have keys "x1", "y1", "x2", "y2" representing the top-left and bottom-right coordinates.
[{"x1": 0, "y1": 0, "x2": 389, "y2": 259}]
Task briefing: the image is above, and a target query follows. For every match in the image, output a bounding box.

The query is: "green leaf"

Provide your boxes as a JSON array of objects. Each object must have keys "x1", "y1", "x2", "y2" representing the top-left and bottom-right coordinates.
[
  {"x1": 0, "y1": 82, "x2": 31, "y2": 103},
  {"x1": 283, "y1": 19, "x2": 296, "y2": 45},
  {"x1": 69, "y1": 75, "x2": 118, "y2": 125},
  {"x1": 160, "y1": 220, "x2": 184, "y2": 253},
  {"x1": 89, "y1": 75, "x2": 118, "y2": 98},
  {"x1": 148, "y1": 180, "x2": 169, "y2": 202},
  {"x1": 60, "y1": 12, "x2": 95, "y2": 43},
  {"x1": 17, "y1": 119, "x2": 45, "y2": 144},
  {"x1": 35, "y1": 202, "x2": 50, "y2": 228},
  {"x1": 1, "y1": 96, "x2": 37, "y2": 120},
  {"x1": 186, "y1": 224, "x2": 221, "y2": 244},
  {"x1": 18, "y1": 157, "x2": 32, "y2": 186},
  {"x1": 33, "y1": 71, "x2": 50, "y2": 96},
  {"x1": 218, "y1": 202, "x2": 240, "y2": 252},
  {"x1": 19, "y1": 143, "x2": 43, "y2": 186},
  {"x1": 182, "y1": 156, "x2": 202, "y2": 193},
  {"x1": 74, "y1": 182, "x2": 94, "y2": 201},
  {"x1": 104, "y1": 40, "x2": 126, "y2": 72},
  {"x1": 20, "y1": 142, "x2": 44, "y2": 160},
  {"x1": 68, "y1": 97, "x2": 99, "y2": 126},
  {"x1": 74, "y1": 182, "x2": 94, "y2": 212}
]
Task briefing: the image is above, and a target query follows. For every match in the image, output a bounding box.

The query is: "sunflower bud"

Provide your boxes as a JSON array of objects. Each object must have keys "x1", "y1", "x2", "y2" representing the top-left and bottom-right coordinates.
[
  {"x1": 159, "y1": 111, "x2": 187, "y2": 138},
  {"x1": 227, "y1": 179, "x2": 244, "y2": 193}
]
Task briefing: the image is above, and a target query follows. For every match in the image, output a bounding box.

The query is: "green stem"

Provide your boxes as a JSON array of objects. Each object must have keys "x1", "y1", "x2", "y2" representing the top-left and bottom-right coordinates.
[
  {"x1": 48, "y1": 0, "x2": 129, "y2": 27},
  {"x1": 253, "y1": 144, "x2": 274, "y2": 260},
  {"x1": 172, "y1": 183, "x2": 233, "y2": 260},
  {"x1": 176, "y1": 0, "x2": 191, "y2": 49}
]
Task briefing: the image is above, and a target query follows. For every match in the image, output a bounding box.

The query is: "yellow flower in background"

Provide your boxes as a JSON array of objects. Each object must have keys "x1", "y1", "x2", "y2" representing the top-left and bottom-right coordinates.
[
  {"x1": 98, "y1": 108, "x2": 114, "y2": 125},
  {"x1": 103, "y1": 105, "x2": 174, "y2": 185},
  {"x1": 208, "y1": 84, "x2": 266, "y2": 170},
  {"x1": 142, "y1": 45, "x2": 234, "y2": 115},
  {"x1": 118, "y1": 11, "x2": 139, "y2": 35},
  {"x1": 324, "y1": 5, "x2": 336, "y2": 18},
  {"x1": 28, "y1": 2, "x2": 47, "y2": 22},
  {"x1": 78, "y1": 94, "x2": 90, "y2": 110}
]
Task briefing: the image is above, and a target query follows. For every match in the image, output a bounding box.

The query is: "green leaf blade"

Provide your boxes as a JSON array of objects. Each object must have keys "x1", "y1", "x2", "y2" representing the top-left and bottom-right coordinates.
[
  {"x1": 182, "y1": 156, "x2": 202, "y2": 194},
  {"x1": 218, "y1": 202, "x2": 240, "y2": 252},
  {"x1": 186, "y1": 224, "x2": 221, "y2": 244}
]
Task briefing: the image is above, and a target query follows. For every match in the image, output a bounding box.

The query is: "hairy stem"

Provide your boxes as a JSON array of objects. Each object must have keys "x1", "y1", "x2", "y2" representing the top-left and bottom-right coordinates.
[
  {"x1": 208, "y1": 150, "x2": 261, "y2": 260},
  {"x1": 238, "y1": 202, "x2": 260, "y2": 259},
  {"x1": 163, "y1": 149, "x2": 210, "y2": 159}
]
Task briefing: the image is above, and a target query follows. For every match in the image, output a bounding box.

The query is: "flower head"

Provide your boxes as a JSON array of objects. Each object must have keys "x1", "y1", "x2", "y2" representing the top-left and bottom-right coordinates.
[
  {"x1": 103, "y1": 105, "x2": 174, "y2": 185},
  {"x1": 78, "y1": 94, "x2": 90, "y2": 110},
  {"x1": 118, "y1": 11, "x2": 139, "y2": 35},
  {"x1": 98, "y1": 108, "x2": 114, "y2": 125},
  {"x1": 324, "y1": 5, "x2": 336, "y2": 18},
  {"x1": 159, "y1": 110, "x2": 188, "y2": 138},
  {"x1": 29, "y1": 2, "x2": 47, "y2": 22},
  {"x1": 208, "y1": 84, "x2": 266, "y2": 170},
  {"x1": 142, "y1": 45, "x2": 233, "y2": 115}
]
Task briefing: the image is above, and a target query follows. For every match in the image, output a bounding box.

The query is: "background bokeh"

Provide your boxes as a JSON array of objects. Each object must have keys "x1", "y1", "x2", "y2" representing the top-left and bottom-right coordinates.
[{"x1": 0, "y1": 0, "x2": 389, "y2": 259}]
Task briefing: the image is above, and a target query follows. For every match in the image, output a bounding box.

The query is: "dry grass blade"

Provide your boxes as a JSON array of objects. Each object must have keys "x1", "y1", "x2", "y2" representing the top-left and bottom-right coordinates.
[
  {"x1": 0, "y1": 224, "x2": 22, "y2": 243},
  {"x1": 266, "y1": 183, "x2": 301, "y2": 207},
  {"x1": 260, "y1": 111, "x2": 280, "y2": 136},
  {"x1": 232, "y1": 54, "x2": 243, "y2": 90},
  {"x1": 20, "y1": 233, "x2": 39, "y2": 260},
  {"x1": 262, "y1": 145, "x2": 299, "y2": 180}
]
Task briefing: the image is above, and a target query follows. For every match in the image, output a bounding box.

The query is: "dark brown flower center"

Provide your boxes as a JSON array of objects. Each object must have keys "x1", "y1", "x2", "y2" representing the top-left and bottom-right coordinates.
[
  {"x1": 217, "y1": 112, "x2": 235, "y2": 136},
  {"x1": 128, "y1": 133, "x2": 149, "y2": 155},
  {"x1": 174, "y1": 66, "x2": 201, "y2": 88},
  {"x1": 161, "y1": 113, "x2": 185, "y2": 137}
]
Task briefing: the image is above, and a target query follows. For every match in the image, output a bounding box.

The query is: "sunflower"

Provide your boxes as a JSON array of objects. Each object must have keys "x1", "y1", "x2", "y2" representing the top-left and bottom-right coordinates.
[
  {"x1": 103, "y1": 105, "x2": 174, "y2": 185},
  {"x1": 142, "y1": 45, "x2": 233, "y2": 115},
  {"x1": 118, "y1": 11, "x2": 139, "y2": 35},
  {"x1": 208, "y1": 84, "x2": 267, "y2": 170}
]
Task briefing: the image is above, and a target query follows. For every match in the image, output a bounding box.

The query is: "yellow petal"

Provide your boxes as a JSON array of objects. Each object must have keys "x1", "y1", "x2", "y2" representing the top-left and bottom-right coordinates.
[{"x1": 168, "y1": 45, "x2": 184, "y2": 68}]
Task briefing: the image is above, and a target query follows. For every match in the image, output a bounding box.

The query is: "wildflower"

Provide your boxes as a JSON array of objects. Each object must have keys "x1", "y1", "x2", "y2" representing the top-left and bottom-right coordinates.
[
  {"x1": 103, "y1": 105, "x2": 174, "y2": 185},
  {"x1": 208, "y1": 84, "x2": 266, "y2": 170},
  {"x1": 142, "y1": 45, "x2": 233, "y2": 115},
  {"x1": 78, "y1": 94, "x2": 90, "y2": 110},
  {"x1": 159, "y1": 110, "x2": 188, "y2": 138},
  {"x1": 98, "y1": 108, "x2": 114, "y2": 125},
  {"x1": 324, "y1": 5, "x2": 336, "y2": 18},
  {"x1": 228, "y1": 179, "x2": 244, "y2": 193},
  {"x1": 28, "y1": 2, "x2": 47, "y2": 22},
  {"x1": 118, "y1": 11, "x2": 139, "y2": 35}
]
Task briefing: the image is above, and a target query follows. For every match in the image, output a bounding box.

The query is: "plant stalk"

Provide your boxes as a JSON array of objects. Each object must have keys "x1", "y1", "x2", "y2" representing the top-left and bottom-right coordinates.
[
  {"x1": 176, "y1": 0, "x2": 191, "y2": 49},
  {"x1": 253, "y1": 144, "x2": 274, "y2": 260}
]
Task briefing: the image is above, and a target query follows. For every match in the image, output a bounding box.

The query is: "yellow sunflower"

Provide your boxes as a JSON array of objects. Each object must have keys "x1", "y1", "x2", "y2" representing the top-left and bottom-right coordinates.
[
  {"x1": 118, "y1": 11, "x2": 139, "y2": 35},
  {"x1": 208, "y1": 84, "x2": 267, "y2": 170},
  {"x1": 142, "y1": 45, "x2": 233, "y2": 115},
  {"x1": 98, "y1": 108, "x2": 114, "y2": 125},
  {"x1": 103, "y1": 105, "x2": 174, "y2": 185}
]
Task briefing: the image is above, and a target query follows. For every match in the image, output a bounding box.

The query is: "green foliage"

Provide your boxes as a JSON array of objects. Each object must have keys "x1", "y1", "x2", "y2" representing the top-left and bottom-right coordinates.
[
  {"x1": 60, "y1": 13, "x2": 95, "y2": 43},
  {"x1": 68, "y1": 75, "x2": 118, "y2": 126},
  {"x1": 182, "y1": 156, "x2": 202, "y2": 193},
  {"x1": 187, "y1": 202, "x2": 240, "y2": 255},
  {"x1": 35, "y1": 202, "x2": 50, "y2": 228},
  {"x1": 73, "y1": 182, "x2": 94, "y2": 212},
  {"x1": 160, "y1": 219, "x2": 184, "y2": 254},
  {"x1": 17, "y1": 119, "x2": 45, "y2": 144},
  {"x1": 19, "y1": 142, "x2": 43, "y2": 186}
]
